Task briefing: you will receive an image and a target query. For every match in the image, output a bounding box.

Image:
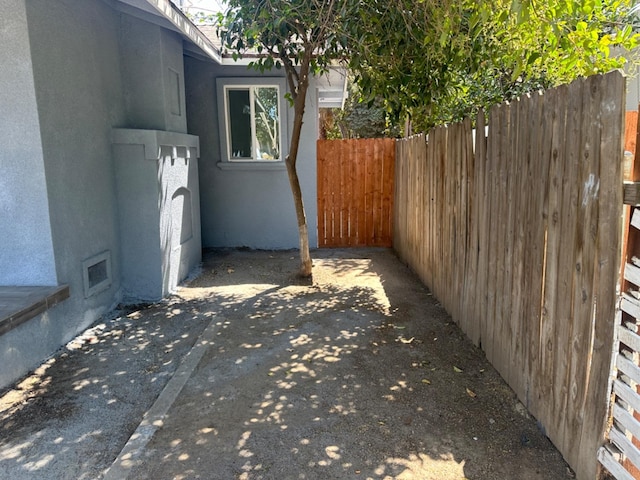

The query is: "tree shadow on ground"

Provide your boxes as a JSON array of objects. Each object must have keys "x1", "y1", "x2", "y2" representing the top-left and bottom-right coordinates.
[
  {"x1": 124, "y1": 248, "x2": 572, "y2": 480},
  {"x1": 0, "y1": 297, "x2": 212, "y2": 480}
]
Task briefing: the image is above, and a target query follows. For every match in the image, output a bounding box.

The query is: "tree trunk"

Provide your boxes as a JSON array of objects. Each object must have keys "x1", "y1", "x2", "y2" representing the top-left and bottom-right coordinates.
[
  {"x1": 285, "y1": 157, "x2": 312, "y2": 277},
  {"x1": 284, "y1": 56, "x2": 312, "y2": 277}
]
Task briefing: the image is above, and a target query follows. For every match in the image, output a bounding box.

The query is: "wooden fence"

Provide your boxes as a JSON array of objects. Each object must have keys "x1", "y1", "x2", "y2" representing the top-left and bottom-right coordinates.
[
  {"x1": 394, "y1": 71, "x2": 625, "y2": 480},
  {"x1": 317, "y1": 138, "x2": 395, "y2": 247}
]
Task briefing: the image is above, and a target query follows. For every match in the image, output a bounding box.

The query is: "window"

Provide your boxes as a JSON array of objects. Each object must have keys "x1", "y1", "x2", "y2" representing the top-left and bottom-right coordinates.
[
  {"x1": 217, "y1": 78, "x2": 287, "y2": 169},
  {"x1": 224, "y1": 85, "x2": 281, "y2": 161}
]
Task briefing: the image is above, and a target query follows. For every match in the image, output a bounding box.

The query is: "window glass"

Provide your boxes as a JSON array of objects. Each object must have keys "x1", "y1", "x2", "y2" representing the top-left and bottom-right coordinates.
[
  {"x1": 227, "y1": 89, "x2": 252, "y2": 159},
  {"x1": 225, "y1": 85, "x2": 281, "y2": 161},
  {"x1": 254, "y1": 87, "x2": 280, "y2": 160}
]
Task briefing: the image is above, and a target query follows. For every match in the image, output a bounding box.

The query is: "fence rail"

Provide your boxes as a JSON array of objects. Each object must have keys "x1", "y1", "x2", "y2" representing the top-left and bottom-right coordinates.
[{"x1": 394, "y1": 71, "x2": 625, "y2": 480}]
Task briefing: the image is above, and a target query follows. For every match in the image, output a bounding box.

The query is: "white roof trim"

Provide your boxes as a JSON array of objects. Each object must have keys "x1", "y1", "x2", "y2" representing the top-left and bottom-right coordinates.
[{"x1": 143, "y1": 0, "x2": 222, "y2": 63}]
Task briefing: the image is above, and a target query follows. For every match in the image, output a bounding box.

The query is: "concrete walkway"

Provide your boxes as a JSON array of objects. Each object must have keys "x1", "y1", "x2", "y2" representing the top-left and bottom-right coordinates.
[{"x1": 0, "y1": 249, "x2": 573, "y2": 479}]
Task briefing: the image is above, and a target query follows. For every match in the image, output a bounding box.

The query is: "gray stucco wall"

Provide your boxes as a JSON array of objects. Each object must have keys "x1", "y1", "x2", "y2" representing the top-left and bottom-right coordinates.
[
  {"x1": 185, "y1": 59, "x2": 319, "y2": 249},
  {"x1": 1, "y1": 0, "x2": 202, "y2": 391},
  {"x1": 0, "y1": 0, "x2": 57, "y2": 286},
  {"x1": 26, "y1": 0, "x2": 126, "y2": 335},
  {"x1": 0, "y1": 0, "x2": 128, "y2": 390},
  {"x1": 120, "y1": 15, "x2": 188, "y2": 133},
  {"x1": 113, "y1": 130, "x2": 201, "y2": 302}
]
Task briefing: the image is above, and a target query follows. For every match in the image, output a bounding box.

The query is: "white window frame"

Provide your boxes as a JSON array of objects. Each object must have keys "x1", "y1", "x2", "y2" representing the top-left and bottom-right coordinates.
[{"x1": 216, "y1": 77, "x2": 288, "y2": 169}]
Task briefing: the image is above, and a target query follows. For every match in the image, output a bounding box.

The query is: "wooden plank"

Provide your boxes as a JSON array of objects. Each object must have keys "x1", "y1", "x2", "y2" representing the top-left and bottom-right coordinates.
[
  {"x1": 419, "y1": 135, "x2": 425, "y2": 275},
  {"x1": 527, "y1": 88, "x2": 550, "y2": 423},
  {"x1": 618, "y1": 354, "x2": 640, "y2": 387},
  {"x1": 613, "y1": 403, "x2": 640, "y2": 441},
  {"x1": 446, "y1": 124, "x2": 454, "y2": 310},
  {"x1": 493, "y1": 102, "x2": 510, "y2": 380},
  {"x1": 369, "y1": 139, "x2": 380, "y2": 245},
  {"x1": 610, "y1": 426, "x2": 640, "y2": 473},
  {"x1": 626, "y1": 111, "x2": 638, "y2": 157},
  {"x1": 443, "y1": 126, "x2": 452, "y2": 310},
  {"x1": 393, "y1": 139, "x2": 401, "y2": 251},
  {"x1": 620, "y1": 111, "x2": 639, "y2": 287},
  {"x1": 599, "y1": 445, "x2": 636, "y2": 480},
  {"x1": 631, "y1": 208, "x2": 640, "y2": 231},
  {"x1": 483, "y1": 106, "x2": 500, "y2": 364},
  {"x1": 503, "y1": 103, "x2": 518, "y2": 389},
  {"x1": 336, "y1": 140, "x2": 346, "y2": 245},
  {"x1": 317, "y1": 140, "x2": 326, "y2": 247},
  {"x1": 427, "y1": 132, "x2": 436, "y2": 290},
  {"x1": 562, "y1": 74, "x2": 602, "y2": 468},
  {"x1": 625, "y1": 262, "x2": 640, "y2": 287},
  {"x1": 624, "y1": 182, "x2": 640, "y2": 206},
  {"x1": 452, "y1": 123, "x2": 459, "y2": 313},
  {"x1": 617, "y1": 325, "x2": 640, "y2": 353},
  {"x1": 457, "y1": 122, "x2": 465, "y2": 321},
  {"x1": 345, "y1": 139, "x2": 353, "y2": 246},
  {"x1": 479, "y1": 109, "x2": 492, "y2": 358},
  {"x1": 382, "y1": 139, "x2": 395, "y2": 247},
  {"x1": 449, "y1": 123, "x2": 460, "y2": 319},
  {"x1": 621, "y1": 293, "x2": 640, "y2": 320},
  {"x1": 352, "y1": 139, "x2": 360, "y2": 245},
  {"x1": 546, "y1": 79, "x2": 581, "y2": 446},
  {"x1": 356, "y1": 140, "x2": 367, "y2": 246},
  {"x1": 469, "y1": 112, "x2": 486, "y2": 346},
  {"x1": 536, "y1": 87, "x2": 564, "y2": 426},
  {"x1": 448, "y1": 124, "x2": 457, "y2": 314},
  {"x1": 405, "y1": 137, "x2": 413, "y2": 261},
  {"x1": 440, "y1": 126, "x2": 448, "y2": 303},
  {"x1": 432, "y1": 127, "x2": 443, "y2": 300},
  {"x1": 324, "y1": 140, "x2": 335, "y2": 246},
  {"x1": 323, "y1": 139, "x2": 334, "y2": 247},
  {"x1": 614, "y1": 380, "x2": 640, "y2": 418},
  {"x1": 462, "y1": 118, "x2": 477, "y2": 337},
  {"x1": 505, "y1": 99, "x2": 522, "y2": 395},
  {"x1": 380, "y1": 138, "x2": 391, "y2": 246},
  {"x1": 581, "y1": 71, "x2": 626, "y2": 480},
  {"x1": 460, "y1": 120, "x2": 472, "y2": 327}
]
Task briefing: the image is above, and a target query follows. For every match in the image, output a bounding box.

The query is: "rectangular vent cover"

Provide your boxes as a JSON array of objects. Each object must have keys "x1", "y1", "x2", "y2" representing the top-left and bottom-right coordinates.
[{"x1": 82, "y1": 251, "x2": 112, "y2": 298}]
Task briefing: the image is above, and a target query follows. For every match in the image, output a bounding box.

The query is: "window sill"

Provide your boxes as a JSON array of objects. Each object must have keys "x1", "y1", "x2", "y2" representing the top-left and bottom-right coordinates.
[
  {"x1": 217, "y1": 161, "x2": 286, "y2": 171},
  {"x1": 0, "y1": 285, "x2": 70, "y2": 336}
]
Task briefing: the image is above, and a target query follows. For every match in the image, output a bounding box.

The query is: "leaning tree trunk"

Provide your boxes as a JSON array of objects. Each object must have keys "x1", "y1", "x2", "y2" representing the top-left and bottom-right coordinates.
[
  {"x1": 284, "y1": 157, "x2": 312, "y2": 277},
  {"x1": 284, "y1": 58, "x2": 312, "y2": 277}
]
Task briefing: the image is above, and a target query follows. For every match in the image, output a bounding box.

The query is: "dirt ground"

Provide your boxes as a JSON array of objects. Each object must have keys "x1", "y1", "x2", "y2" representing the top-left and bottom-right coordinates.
[{"x1": 1, "y1": 248, "x2": 573, "y2": 479}]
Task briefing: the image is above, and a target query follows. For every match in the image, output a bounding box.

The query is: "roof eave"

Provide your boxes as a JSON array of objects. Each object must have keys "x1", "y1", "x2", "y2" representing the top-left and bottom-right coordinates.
[{"x1": 142, "y1": 0, "x2": 223, "y2": 64}]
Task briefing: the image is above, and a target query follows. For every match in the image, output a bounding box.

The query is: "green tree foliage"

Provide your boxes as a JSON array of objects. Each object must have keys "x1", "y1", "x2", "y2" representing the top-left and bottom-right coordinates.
[
  {"x1": 218, "y1": 0, "x2": 350, "y2": 276},
  {"x1": 348, "y1": 0, "x2": 640, "y2": 131}
]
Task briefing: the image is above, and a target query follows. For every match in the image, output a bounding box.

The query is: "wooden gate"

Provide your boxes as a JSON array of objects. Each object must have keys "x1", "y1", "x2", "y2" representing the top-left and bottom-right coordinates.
[{"x1": 317, "y1": 138, "x2": 395, "y2": 247}]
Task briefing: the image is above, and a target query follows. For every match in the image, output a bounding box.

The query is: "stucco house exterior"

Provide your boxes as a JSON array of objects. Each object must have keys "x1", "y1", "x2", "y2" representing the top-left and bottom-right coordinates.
[{"x1": 0, "y1": 0, "x2": 345, "y2": 390}]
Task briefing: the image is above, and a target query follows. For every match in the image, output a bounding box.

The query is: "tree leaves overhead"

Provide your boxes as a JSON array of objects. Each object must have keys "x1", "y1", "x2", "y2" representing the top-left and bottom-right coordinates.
[
  {"x1": 217, "y1": 0, "x2": 639, "y2": 132},
  {"x1": 219, "y1": 0, "x2": 349, "y2": 93},
  {"x1": 346, "y1": 0, "x2": 640, "y2": 131}
]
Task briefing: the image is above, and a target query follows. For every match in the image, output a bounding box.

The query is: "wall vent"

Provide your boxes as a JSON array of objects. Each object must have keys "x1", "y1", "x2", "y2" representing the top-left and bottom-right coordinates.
[{"x1": 82, "y1": 251, "x2": 112, "y2": 298}]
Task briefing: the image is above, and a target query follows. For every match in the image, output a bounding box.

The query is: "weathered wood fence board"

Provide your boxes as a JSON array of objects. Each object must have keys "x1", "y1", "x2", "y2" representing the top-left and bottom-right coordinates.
[
  {"x1": 394, "y1": 71, "x2": 625, "y2": 480},
  {"x1": 317, "y1": 138, "x2": 395, "y2": 247}
]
